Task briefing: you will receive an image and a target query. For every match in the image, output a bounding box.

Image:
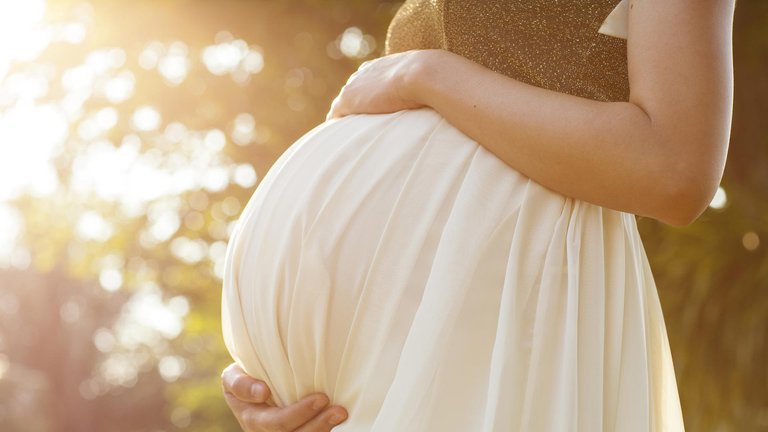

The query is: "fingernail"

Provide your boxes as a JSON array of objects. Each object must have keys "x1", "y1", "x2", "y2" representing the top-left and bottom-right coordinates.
[
  {"x1": 251, "y1": 383, "x2": 264, "y2": 399},
  {"x1": 328, "y1": 413, "x2": 346, "y2": 425},
  {"x1": 311, "y1": 397, "x2": 326, "y2": 410}
]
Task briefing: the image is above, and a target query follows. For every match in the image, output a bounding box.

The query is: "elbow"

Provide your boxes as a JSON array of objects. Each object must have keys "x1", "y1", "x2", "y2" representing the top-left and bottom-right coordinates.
[
  {"x1": 656, "y1": 196, "x2": 707, "y2": 228},
  {"x1": 655, "y1": 172, "x2": 719, "y2": 227},
  {"x1": 646, "y1": 130, "x2": 727, "y2": 227}
]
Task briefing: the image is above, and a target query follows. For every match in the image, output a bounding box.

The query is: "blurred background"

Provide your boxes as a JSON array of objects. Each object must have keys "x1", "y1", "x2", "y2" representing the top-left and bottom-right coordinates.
[{"x1": 0, "y1": 0, "x2": 764, "y2": 431}]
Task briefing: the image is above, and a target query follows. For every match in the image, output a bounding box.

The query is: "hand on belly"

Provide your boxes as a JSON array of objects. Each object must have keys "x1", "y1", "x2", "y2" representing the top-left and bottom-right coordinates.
[{"x1": 221, "y1": 362, "x2": 349, "y2": 430}]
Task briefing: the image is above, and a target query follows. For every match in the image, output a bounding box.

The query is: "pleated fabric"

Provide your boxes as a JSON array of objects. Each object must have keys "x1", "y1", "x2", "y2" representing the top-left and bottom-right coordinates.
[{"x1": 222, "y1": 107, "x2": 685, "y2": 431}]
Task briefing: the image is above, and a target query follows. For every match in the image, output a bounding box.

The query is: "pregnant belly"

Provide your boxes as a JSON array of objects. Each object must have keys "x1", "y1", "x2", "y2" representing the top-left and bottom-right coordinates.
[
  {"x1": 220, "y1": 107, "x2": 642, "y2": 429},
  {"x1": 222, "y1": 108, "x2": 676, "y2": 432},
  {"x1": 222, "y1": 107, "x2": 488, "y2": 401},
  {"x1": 221, "y1": 107, "x2": 509, "y2": 403}
]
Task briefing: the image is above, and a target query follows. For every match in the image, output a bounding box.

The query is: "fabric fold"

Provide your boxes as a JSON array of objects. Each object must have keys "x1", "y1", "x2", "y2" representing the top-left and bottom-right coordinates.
[{"x1": 222, "y1": 107, "x2": 684, "y2": 431}]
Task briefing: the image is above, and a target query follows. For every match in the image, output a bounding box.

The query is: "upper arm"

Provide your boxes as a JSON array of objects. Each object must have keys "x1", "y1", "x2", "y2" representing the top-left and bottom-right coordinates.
[{"x1": 626, "y1": 0, "x2": 735, "y2": 208}]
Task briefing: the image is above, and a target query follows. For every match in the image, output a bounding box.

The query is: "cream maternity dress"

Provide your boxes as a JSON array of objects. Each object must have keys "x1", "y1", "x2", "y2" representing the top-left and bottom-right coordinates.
[{"x1": 222, "y1": 0, "x2": 685, "y2": 430}]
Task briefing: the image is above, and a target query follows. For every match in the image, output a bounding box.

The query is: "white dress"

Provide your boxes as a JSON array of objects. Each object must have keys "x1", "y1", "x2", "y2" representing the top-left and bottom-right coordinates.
[{"x1": 222, "y1": 1, "x2": 685, "y2": 430}]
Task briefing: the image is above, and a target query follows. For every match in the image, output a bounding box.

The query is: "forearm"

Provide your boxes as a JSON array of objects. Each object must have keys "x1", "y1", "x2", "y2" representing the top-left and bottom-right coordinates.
[{"x1": 402, "y1": 50, "x2": 691, "y2": 225}]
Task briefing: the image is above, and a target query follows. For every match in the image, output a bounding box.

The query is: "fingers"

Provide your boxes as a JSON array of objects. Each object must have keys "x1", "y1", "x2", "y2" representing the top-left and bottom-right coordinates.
[
  {"x1": 221, "y1": 363, "x2": 349, "y2": 431},
  {"x1": 221, "y1": 363, "x2": 270, "y2": 404},
  {"x1": 295, "y1": 405, "x2": 349, "y2": 432},
  {"x1": 236, "y1": 393, "x2": 340, "y2": 432},
  {"x1": 326, "y1": 93, "x2": 344, "y2": 121},
  {"x1": 223, "y1": 391, "x2": 262, "y2": 431},
  {"x1": 257, "y1": 393, "x2": 331, "y2": 431}
]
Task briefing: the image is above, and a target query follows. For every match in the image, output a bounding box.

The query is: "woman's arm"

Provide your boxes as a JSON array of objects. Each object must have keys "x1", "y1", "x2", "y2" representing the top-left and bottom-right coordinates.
[{"x1": 398, "y1": 0, "x2": 735, "y2": 226}]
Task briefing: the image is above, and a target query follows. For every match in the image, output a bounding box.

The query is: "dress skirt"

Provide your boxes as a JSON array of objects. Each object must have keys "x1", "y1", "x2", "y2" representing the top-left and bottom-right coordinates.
[{"x1": 221, "y1": 107, "x2": 685, "y2": 431}]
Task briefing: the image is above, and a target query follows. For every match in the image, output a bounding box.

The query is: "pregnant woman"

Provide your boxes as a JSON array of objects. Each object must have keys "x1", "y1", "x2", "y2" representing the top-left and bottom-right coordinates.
[{"x1": 221, "y1": 0, "x2": 735, "y2": 430}]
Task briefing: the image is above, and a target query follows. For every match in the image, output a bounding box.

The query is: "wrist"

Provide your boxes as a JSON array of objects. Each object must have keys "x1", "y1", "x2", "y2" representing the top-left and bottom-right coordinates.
[{"x1": 396, "y1": 49, "x2": 445, "y2": 108}]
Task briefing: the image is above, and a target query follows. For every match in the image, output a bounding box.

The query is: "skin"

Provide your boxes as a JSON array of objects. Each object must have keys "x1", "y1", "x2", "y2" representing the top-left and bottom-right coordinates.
[
  {"x1": 221, "y1": 363, "x2": 349, "y2": 431},
  {"x1": 223, "y1": 0, "x2": 736, "y2": 429},
  {"x1": 327, "y1": 0, "x2": 736, "y2": 226}
]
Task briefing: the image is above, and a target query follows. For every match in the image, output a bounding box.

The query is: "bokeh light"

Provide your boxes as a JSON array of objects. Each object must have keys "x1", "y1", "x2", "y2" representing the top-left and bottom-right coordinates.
[{"x1": 709, "y1": 185, "x2": 727, "y2": 209}]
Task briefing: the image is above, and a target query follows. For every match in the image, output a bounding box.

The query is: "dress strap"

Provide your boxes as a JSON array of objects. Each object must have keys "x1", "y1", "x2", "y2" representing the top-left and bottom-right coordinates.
[{"x1": 598, "y1": 0, "x2": 629, "y2": 39}]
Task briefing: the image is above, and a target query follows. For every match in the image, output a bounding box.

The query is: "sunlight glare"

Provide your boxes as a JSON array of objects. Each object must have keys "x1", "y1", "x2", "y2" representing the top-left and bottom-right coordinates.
[
  {"x1": 61, "y1": 64, "x2": 96, "y2": 94},
  {"x1": 76, "y1": 211, "x2": 115, "y2": 241},
  {"x1": 1, "y1": 71, "x2": 50, "y2": 101},
  {"x1": 85, "y1": 48, "x2": 126, "y2": 74},
  {"x1": 202, "y1": 166, "x2": 230, "y2": 192},
  {"x1": 203, "y1": 128, "x2": 226, "y2": 151},
  {"x1": 242, "y1": 50, "x2": 264, "y2": 74},
  {"x1": 100, "y1": 353, "x2": 139, "y2": 387},
  {"x1": 0, "y1": 0, "x2": 49, "y2": 68},
  {"x1": 0, "y1": 102, "x2": 67, "y2": 201},
  {"x1": 233, "y1": 163, "x2": 257, "y2": 188},
  {"x1": 143, "y1": 199, "x2": 182, "y2": 245},
  {"x1": 209, "y1": 240, "x2": 227, "y2": 279},
  {"x1": 59, "y1": 22, "x2": 86, "y2": 44},
  {"x1": 231, "y1": 112, "x2": 255, "y2": 145},
  {"x1": 120, "y1": 283, "x2": 188, "y2": 340},
  {"x1": 202, "y1": 37, "x2": 264, "y2": 81},
  {"x1": 101, "y1": 70, "x2": 135, "y2": 103},
  {"x1": 709, "y1": 186, "x2": 727, "y2": 209},
  {"x1": 158, "y1": 356, "x2": 187, "y2": 382},
  {"x1": 157, "y1": 41, "x2": 190, "y2": 86},
  {"x1": 77, "y1": 107, "x2": 119, "y2": 140},
  {"x1": 338, "y1": 26, "x2": 376, "y2": 59},
  {"x1": 131, "y1": 105, "x2": 162, "y2": 131},
  {"x1": 100, "y1": 267, "x2": 124, "y2": 291},
  {"x1": 202, "y1": 40, "x2": 243, "y2": 76},
  {"x1": 170, "y1": 236, "x2": 207, "y2": 264},
  {"x1": 69, "y1": 133, "x2": 235, "y2": 215},
  {"x1": 163, "y1": 122, "x2": 188, "y2": 143},
  {"x1": 138, "y1": 41, "x2": 163, "y2": 70}
]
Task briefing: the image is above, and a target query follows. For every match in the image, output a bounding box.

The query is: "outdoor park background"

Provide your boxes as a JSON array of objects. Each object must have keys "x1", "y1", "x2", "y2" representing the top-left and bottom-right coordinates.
[{"x1": 0, "y1": 0, "x2": 765, "y2": 431}]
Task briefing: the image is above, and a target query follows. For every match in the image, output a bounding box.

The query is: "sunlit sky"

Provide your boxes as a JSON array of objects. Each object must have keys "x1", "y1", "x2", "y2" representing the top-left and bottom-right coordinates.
[
  {"x1": 0, "y1": 0, "x2": 264, "y2": 391},
  {"x1": 0, "y1": 0, "x2": 263, "y2": 266},
  {"x1": 0, "y1": 0, "x2": 387, "y2": 394}
]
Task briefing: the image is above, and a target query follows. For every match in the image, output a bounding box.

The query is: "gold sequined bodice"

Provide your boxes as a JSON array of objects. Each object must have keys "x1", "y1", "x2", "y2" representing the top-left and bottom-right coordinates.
[{"x1": 385, "y1": 0, "x2": 630, "y2": 102}]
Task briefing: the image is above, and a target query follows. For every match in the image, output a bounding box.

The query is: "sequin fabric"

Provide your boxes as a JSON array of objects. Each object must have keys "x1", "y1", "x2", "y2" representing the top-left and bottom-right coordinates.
[{"x1": 385, "y1": 0, "x2": 630, "y2": 102}]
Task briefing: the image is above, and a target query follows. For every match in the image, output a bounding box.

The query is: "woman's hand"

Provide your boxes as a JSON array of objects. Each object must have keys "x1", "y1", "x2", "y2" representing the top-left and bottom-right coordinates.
[
  {"x1": 221, "y1": 363, "x2": 349, "y2": 431},
  {"x1": 325, "y1": 49, "x2": 435, "y2": 121}
]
